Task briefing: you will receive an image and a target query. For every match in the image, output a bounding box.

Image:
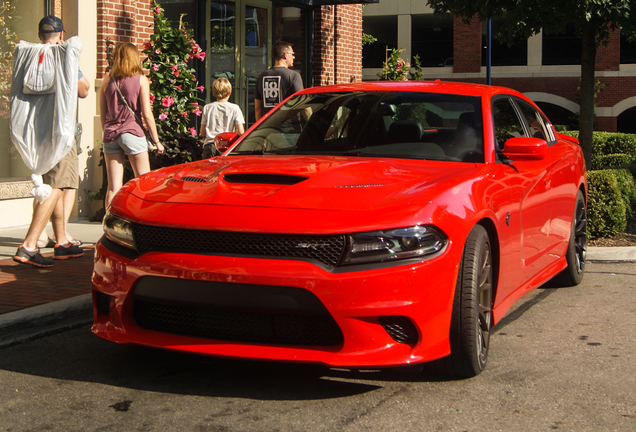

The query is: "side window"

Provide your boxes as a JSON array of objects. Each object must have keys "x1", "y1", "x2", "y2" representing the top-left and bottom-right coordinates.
[
  {"x1": 517, "y1": 100, "x2": 552, "y2": 142},
  {"x1": 492, "y1": 98, "x2": 525, "y2": 148}
]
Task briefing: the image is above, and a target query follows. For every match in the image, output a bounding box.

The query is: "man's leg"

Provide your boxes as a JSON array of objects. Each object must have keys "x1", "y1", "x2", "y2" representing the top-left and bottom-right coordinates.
[
  {"x1": 50, "y1": 191, "x2": 67, "y2": 245},
  {"x1": 50, "y1": 188, "x2": 83, "y2": 260},
  {"x1": 61, "y1": 188, "x2": 79, "y2": 244},
  {"x1": 22, "y1": 189, "x2": 63, "y2": 251},
  {"x1": 13, "y1": 189, "x2": 63, "y2": 267}
]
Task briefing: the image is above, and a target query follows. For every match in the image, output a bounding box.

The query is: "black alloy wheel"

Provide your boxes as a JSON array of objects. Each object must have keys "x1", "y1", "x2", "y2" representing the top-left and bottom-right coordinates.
[{"x1": 552, "y1": 190, "x2": 587, "y2": 287}]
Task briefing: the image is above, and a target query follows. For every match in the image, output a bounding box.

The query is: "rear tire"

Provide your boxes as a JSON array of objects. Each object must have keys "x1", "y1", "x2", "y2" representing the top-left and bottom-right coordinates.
[
  {"x1": 433, "y1": 225, "x2": 493, "y2": 378},
  {"x1": 552, "y1": 190, "x2": 586, "y2": 287}
]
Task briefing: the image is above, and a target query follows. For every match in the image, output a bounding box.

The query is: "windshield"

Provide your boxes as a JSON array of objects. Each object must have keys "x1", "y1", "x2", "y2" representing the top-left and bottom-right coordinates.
[{"x1": 230, "y1": 91, "x2": 484, "y2": 162}]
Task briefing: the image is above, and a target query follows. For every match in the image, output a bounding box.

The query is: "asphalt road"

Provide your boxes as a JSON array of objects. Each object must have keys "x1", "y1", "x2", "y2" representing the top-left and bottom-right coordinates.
[{"x1": 0, "y1": 262, "x2": 634, "y2": 431}]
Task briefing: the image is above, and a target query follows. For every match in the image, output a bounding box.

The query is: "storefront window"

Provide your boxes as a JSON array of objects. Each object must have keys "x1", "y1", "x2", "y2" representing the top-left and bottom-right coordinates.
[
  {"x1": 158, "y1": 0, "x2": 196, "y2": 30},
  {"x1": 411, "y1": 14, "x2": 453, "y2": 68},
  {"x1": 275, "y1": 6, "x2": 308, "y2": 86},
  {"x1": 1, "y1": 0, "x2": 43, "y2": 181}
]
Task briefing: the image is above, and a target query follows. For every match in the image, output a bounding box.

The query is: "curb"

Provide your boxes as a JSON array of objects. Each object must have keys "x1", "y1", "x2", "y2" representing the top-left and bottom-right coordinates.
[
  {"x1": 0, "y1": 294, "x2": 93, "y2": 348},
  {"x1": 586, "y1": 246, "x2": 636, "y2": 263}
]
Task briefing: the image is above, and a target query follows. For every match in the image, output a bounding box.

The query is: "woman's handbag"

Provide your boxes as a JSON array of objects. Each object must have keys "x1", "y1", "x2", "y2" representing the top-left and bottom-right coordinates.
[{"x1": 112, "y1": 78, "x2": 157, "y2": 151}]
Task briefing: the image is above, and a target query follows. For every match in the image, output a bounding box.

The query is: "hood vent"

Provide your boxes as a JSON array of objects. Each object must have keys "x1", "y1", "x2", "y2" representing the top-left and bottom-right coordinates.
[
  {"x1": 181, "y1": 176, "x2": 208, "y2": 183},
  {"x1": 337, "y1": 184, "x2": 385, "y2": 188},
  {"x1": 223, "y1": 173, "x2": 308, "y2": 185}
]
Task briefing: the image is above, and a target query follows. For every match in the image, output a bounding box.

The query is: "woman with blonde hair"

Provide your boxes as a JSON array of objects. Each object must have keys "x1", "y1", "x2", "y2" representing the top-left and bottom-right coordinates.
[{"x1": 99, "y1": 42, "x2": 164, "y2": 207}]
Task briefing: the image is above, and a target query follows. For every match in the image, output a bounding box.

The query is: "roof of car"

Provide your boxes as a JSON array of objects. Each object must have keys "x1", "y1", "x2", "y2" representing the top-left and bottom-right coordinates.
[{"x1": 300, "y1": 81, "x2": 521, "y2": 99}]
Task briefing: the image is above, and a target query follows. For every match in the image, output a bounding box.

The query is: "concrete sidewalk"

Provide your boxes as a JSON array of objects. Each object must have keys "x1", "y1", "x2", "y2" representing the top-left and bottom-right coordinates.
[{"x1": 0, "y1": 220, "x2": 635, "y2": 348}]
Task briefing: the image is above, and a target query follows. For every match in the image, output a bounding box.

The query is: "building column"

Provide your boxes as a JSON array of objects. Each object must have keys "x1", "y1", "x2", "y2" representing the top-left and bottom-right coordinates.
[{"x1": 397, "y1": 14, "x2": 411, "y2": 65}]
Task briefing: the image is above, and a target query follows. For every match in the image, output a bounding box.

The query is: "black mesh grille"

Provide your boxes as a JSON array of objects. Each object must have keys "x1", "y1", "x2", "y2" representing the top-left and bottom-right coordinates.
[
  {"x1": 133, "y1": 224, "x2": 347, "y2": 268},
  {"x1": 133, "y1": 301, "x2": 344, "y2": 346},
  {"x1": 378, "y1": 316, "x2": 419, "y2": 345},
  {"x1": 223, "y1": 173, "x2": 308, "y2": 185},
  {"x1": 95, "y1": 291, "x2": 111, "y2": 316}
]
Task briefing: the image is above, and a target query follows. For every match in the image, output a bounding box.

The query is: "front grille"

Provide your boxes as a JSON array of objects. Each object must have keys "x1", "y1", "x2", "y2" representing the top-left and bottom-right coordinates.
[
  {"x1": 133, "y1": 301, "x2": 344, "y2": 346},
  {"x1": 378, "y1": 316, "x2": 419, "y2": 345},
  {"x1": 223, "y1": 173, "x2": 308, "y2": 185},
  {"x1": 133, "y1": 224, "x2": 346, "y2": 268}
]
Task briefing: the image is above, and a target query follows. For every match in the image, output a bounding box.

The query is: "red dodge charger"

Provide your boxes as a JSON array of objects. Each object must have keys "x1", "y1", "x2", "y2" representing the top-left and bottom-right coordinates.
[{"x1": 92, "y1": 81, "x2": 587, "y2": 378}]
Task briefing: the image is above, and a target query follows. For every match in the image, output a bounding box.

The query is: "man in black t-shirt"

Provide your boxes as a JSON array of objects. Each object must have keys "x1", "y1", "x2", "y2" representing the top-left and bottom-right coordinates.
[{"x1": 254, "y1": 41, "x2": 303, "y2": 120}]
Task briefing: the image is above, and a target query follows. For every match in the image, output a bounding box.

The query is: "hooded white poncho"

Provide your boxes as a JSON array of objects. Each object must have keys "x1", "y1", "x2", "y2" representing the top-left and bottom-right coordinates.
[{"x1": 10, "y1": 36, "x2": 82, "y2": 203}]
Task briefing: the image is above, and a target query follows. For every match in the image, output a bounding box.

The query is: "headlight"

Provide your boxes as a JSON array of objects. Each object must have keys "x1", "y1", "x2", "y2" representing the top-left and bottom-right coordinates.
[
  {"x1": 341, "y1": 225, "x2": 447, "y2": 266},
  {"x1": 102, "y1": 211, "x2": 136, "y2": 250}
]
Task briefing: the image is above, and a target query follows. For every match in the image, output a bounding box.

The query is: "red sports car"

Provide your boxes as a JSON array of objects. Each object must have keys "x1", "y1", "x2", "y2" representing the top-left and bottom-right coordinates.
[{"x1": 92, "y1": 81, "x2": 587, "y2": 378}]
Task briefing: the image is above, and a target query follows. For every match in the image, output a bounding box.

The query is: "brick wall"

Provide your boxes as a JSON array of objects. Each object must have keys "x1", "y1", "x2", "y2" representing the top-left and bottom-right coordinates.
[
  {"x1": 313, "y1": 4, "x2": 362, "y2": 86},
  {"x1": 96, "y1": 0, "x2": 154, "y2": 78},
  {"x1": 453, "y1": 16, "x2": 481, "y2": 73},
  {"x1": 596, "y1": 28, "x2": 620, "y2": 71}
]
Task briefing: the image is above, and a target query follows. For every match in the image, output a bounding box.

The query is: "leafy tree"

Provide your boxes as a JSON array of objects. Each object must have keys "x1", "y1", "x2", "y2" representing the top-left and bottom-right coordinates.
[{"x1": 426, "y1": 0, "x2": 636, "y2": 169}]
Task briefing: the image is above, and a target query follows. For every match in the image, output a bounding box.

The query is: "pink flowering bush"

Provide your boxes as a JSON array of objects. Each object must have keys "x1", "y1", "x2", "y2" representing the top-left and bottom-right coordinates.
[
  {"x1": 378, "y1": 48, "x2": 410, "y2": 81},
  {"x1": 142, "y1": 2, "x2": 205, "y2": 142}
]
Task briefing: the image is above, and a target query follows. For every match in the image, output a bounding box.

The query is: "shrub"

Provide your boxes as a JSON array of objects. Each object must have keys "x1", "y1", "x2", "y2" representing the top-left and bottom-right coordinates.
[
  {"x1": 594, "y1": 154, "x2": 636, "y2": 170},
  {"x1": 378, "y1": 48, "x2": 410, "y2": 81},
  {"x1": 587, "y1": 170, "x2": 627, "y2": 239},
  {"x1": 613, "y1": 168, "x2": 636, "y2": 220}
]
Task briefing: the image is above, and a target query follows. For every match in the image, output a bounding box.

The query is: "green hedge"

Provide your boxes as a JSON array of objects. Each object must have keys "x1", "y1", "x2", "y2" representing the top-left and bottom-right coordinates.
[
  {"x1": 560, "y1": 131, "x2": 636, "y2": 170},
  {"x1": 595, "y1": 154, "x2": 636, "y2": 170},
  {"x1": 587, "y1": 170, "x2": 627, "y2": 239},
  {"x1": 560, "y1": 131, "x2": 636, "y2": 239}
]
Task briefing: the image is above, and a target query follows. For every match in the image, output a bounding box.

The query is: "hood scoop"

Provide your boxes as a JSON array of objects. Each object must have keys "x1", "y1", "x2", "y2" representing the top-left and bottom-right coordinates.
[{"x1": 223, "y1": 173, "x2": 309, "y2": 185}]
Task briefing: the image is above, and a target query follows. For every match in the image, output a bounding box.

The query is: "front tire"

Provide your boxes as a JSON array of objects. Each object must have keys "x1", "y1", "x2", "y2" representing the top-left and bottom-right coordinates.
[{"x1": 435, "y1": 225, "x2": 493, "y2": 378}]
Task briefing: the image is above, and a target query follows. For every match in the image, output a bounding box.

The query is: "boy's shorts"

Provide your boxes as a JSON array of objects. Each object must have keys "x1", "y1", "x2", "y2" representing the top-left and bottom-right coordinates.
[{"x1": 43, "y1": 142, "x2": 79, "y2": 190}]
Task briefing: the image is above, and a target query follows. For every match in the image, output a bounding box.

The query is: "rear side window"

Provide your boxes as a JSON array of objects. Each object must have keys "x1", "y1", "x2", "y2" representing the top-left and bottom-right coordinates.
[{"x1": 516, "y1": 100, "x2": 555, "y2": 143}]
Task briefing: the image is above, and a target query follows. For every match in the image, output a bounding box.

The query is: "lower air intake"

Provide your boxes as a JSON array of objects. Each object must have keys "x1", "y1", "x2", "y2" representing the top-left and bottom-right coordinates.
[
  {"x1": 378, "y1": 316, "x2": 419, "y2": 345},
  {"x1": 133, "y1": 301, "x2": 344, "y2": 346}
]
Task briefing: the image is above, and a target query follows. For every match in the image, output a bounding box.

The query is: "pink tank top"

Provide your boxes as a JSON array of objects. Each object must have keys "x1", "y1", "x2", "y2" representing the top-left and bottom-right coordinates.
[{"x1": 102, "y1": 75, "x2": 145, "y2": 142}]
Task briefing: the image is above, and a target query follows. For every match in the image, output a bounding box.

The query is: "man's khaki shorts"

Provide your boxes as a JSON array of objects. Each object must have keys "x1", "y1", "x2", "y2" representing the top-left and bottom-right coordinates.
[{"x1": 43, "y1": 142, "x2": 79, "y2": 189}]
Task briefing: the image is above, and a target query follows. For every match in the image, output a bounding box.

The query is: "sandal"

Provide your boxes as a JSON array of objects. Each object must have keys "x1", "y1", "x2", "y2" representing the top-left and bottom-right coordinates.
[
  {"x1": 36, "y1": 237, "x2": 56, "y2": 248},
  {"x1": 69, "y1": 239, "x2": 83, "y2": 247}
]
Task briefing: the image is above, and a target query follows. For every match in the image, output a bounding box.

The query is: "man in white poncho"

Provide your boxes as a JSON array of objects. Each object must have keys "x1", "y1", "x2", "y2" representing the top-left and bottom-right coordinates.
[{"x1": 10, "y1": 15, "x2": 89, "y2": 267}]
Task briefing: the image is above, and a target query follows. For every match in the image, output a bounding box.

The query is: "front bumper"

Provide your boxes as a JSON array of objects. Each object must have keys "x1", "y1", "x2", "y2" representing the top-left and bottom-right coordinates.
[{"x1": 91, "y1": 237, "x2": 460, "y2": 368}]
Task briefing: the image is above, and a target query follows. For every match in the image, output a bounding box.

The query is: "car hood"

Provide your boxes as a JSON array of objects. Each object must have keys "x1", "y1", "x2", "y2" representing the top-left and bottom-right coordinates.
[{"x1": 130, "y1": 156, "x2": 483, "y2": 212}]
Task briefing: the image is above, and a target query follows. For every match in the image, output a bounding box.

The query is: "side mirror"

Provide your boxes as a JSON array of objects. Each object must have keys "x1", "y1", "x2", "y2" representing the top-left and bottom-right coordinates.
[
  {"x1": 502, "y1": 137, "x2": 548, "y2": 160},
  {"x1": 214, "y1": 132, "x2": 239, "y2": 153}
]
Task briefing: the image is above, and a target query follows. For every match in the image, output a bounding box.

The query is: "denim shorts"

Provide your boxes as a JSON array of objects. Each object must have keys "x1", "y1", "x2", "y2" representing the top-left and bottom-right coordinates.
[{"x1": 103, "y1": 133, "x2": 148, "y2": 155}]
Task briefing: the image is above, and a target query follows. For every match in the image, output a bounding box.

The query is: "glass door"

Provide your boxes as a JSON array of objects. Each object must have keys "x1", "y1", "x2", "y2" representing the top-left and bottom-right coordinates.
[{"x1": 207, "y1": 0, "x2": 270, "y2": 128}]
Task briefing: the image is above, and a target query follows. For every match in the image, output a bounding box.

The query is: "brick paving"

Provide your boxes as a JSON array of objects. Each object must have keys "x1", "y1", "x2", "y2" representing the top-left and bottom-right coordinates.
[{"x1": 0, "y1": 246, "x2": 94, "y2": 314}]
